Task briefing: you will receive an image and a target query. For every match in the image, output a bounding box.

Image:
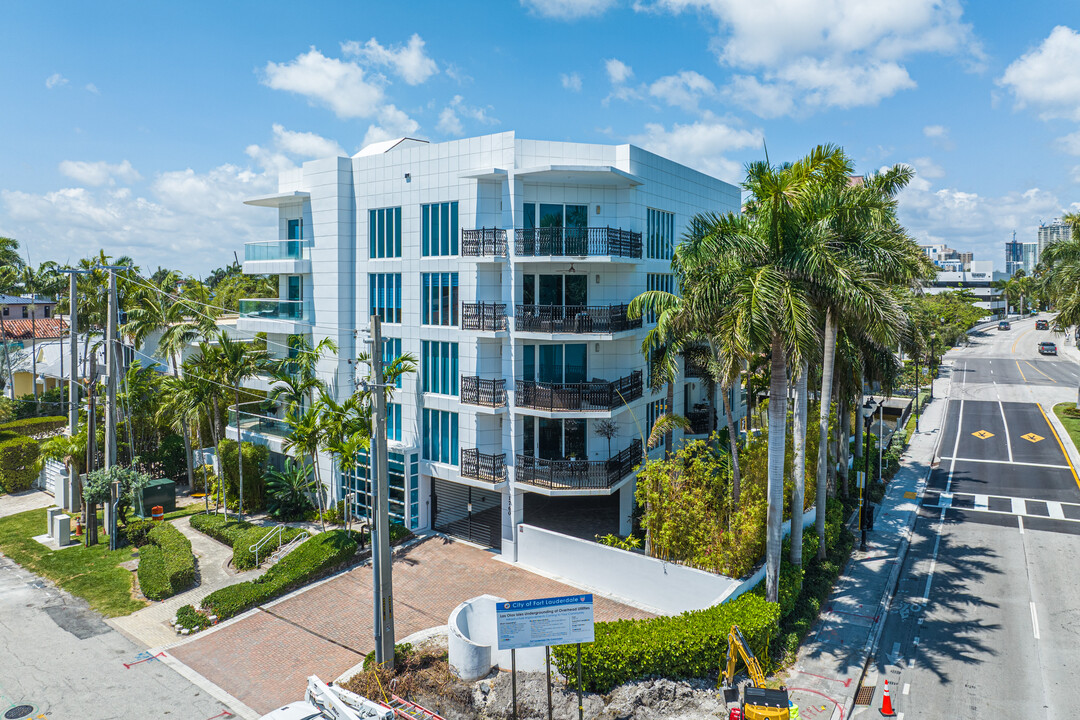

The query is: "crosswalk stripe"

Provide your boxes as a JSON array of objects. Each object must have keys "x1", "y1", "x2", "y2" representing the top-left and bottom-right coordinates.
[
  {"x1": 1049, "y1": 502, "x2": 1065, "y2": 519},
  {"x1": 975, "y1": 494, "x2": 988, "y2": 510},
  {"x1": 925, "y1": 494, "x2": 1077, "y2": 522}
]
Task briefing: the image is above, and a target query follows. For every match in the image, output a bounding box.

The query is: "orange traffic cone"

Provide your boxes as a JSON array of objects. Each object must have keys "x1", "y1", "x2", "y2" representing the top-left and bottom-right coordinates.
[{"x1": 880, "y1": 680, "x2": 896, "y2": 716}]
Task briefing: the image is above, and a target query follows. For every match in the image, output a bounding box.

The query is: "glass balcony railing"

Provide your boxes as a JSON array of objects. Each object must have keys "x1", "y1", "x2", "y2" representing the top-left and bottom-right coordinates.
[
  {"x1": 244, "y1": 240, "x2": 305, "y2": 262},
  {"x1": 227, "y1": 406, "x2": 291, "y2": 440},
  {"x1": 237, "y1": 299, "x2": 310, "y2": 323}
]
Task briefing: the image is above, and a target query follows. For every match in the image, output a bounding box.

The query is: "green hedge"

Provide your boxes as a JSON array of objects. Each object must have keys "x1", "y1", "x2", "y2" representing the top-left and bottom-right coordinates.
[
  {"x1": 552, "y1": 593, "x2": 780, "y2": 693},
  {"x1": 189, "y1": 512, "x2": 304, "y2": 570},
  {"x1": 201, "y1": 529, "x2": 360, "y2": 620},
  {"x1": 0, "y1": 434, "x2": 40, "y2": 493},
  {"x1": 0, "y1": 416, "x2": 67, "y2": 439},
  {"x1": 137, "y1": 523, "x2": 195, "y2": 600}
]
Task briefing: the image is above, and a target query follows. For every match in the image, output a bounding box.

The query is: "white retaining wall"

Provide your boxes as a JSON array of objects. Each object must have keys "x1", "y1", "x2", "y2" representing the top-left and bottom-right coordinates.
[{"x1": 513, "y1": 507, "x2": 817, "y2": 615}]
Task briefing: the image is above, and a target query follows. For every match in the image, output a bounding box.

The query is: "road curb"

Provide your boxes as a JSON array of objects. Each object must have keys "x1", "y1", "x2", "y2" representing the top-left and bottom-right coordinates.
[{"x1": 841, "y1": 368, "x2": 952, "y2": 720}]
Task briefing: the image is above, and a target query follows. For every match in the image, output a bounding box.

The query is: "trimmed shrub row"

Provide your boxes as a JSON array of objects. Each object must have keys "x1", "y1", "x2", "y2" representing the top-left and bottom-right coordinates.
[
  {"x1": 0, "y1": 434, "x2": 40, "y2": 493},
  {"x1": 188, "y1": 512, "x2": 304, "y2": 570},
  {"x1": 0, "y1": 416, "x2": 67, "y2": 439},
  {"x1": 138, "y1": 523, "x2": 196, "y2": 600},
  {"x1": 201, "y1": 529, "x2": 361, "y2": 620},
  {"x1": 552, "y1": 593, "x2": 780, "y2": 693}
]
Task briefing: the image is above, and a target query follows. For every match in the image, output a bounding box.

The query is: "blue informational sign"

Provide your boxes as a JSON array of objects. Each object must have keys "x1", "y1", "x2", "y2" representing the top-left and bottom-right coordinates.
[{"x1": 496, "y1": 594, "x2": 595, "y2": 651}]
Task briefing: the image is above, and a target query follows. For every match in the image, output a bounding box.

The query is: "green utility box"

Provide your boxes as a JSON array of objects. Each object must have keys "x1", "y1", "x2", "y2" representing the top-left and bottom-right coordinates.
[{"x1": 137, "y1": 478, "x2": 177, "y2": 517}]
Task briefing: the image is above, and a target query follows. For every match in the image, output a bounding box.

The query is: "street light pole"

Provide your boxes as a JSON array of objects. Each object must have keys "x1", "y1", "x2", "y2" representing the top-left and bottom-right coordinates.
[
  {"x1": 861, "y1": 398, "x2": 874, "y2": 552},
  {"x1": 369, "y1": 315, "x2": 395, "y2": 669}
]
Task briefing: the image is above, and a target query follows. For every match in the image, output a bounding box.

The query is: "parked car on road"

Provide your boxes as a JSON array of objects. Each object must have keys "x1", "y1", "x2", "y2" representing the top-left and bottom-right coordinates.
[
  {"x1": 1039, "y1": 341, "x2": 1057, "y2": 355},
  {"x1": 999, "y1": 320, "x2": 1011, "y2": 330},
  {"x1": 1036, "y1": 319, "x2": 1049, "y2": 330}
]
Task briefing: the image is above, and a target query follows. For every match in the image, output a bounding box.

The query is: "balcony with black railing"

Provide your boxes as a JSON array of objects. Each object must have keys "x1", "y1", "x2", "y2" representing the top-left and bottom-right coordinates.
[
  {"x1": 515, "y1": 370, "x2": 642, "y2": 412},
  {"x1": 461, "y1": 376, "x2": 507, "y2": 408},
  {"x1": 515, "y1": 227, "x2": 642, "y2": 258},
  {"x1": 462, "y1": 228, "x2": 508, "y2": 257},
  {"x1": 461, "y1": 302, "x2": 507, "y2": 332},
  {"x1": 515, "y1": 304, "x2": 641, "y2": 334},
  {"x1": 516, "y1": 439, "x2": 642, "y2": 492},
  {"x1": 687, "y1": 408, "x2": 715, "y2": 435},
  {"x1": 460, "y1": 448, "x2": 507, "y2": 483}
]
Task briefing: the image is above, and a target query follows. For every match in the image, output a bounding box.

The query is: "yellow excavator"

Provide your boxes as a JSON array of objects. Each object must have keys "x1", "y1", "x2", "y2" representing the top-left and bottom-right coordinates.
[{"x1": 720, "y1": 625, "x2": 790, "y2": 720}]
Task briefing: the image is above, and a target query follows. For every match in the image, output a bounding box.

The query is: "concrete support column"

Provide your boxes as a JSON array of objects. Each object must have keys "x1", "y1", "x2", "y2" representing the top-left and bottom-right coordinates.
[
  {"x1": 619, "y1": 480, "x2": 635, "y2": 536},
  {"x1": 501, "y1": 489, "x2": 524, "y2": 560}
]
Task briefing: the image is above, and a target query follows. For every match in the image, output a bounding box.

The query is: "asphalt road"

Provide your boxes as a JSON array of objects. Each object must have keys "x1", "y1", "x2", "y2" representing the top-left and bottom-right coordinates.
[
  {"x1": 0, "y1": 553, "x2": 234, "y2": 720},
  {"x1": 868, "y1": 316, "x2": 1080, "y2": 720}
]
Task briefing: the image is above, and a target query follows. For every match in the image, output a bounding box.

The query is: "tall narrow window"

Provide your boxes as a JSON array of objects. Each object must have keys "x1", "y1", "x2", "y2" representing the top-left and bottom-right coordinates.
[
  {"x1": 421, "y1": 341, "x2": 459, "y2": 396},
  {"x1": 421, "y1": 202, "x2": 458, "y2": 257},
  {"x1": 422, "y1": 409, "x2": 459, "y2": 465},
  {"x1": 646, "y1": 273, "x2": 674, "y2": 322},
  {"x1": 287, "y1": 218, "x2": 302, "y2": 240},
  {"x1": 647, "y1": 208, "x2": 675, "y2": 260},
  {"x1": 421, "y1": 272, "x2": 459, "y2": 326},
  {"x1": 368, "y1": 273, "x2": 402, "y2": 323},
  {"x1": 369, "y1": 207, "x2": 402, "y2": 259},
  {"x1": 386, "y1": 403, "x2": 402, "y2": 442},
  {"x1": 382, "y1": 337, "x2": 403, "y2": 388}
]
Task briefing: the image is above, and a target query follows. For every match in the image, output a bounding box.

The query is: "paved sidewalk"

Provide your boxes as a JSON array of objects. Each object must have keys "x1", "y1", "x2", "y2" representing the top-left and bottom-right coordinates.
[
  {"x1": 109, "y1": 515, "x2": 270, "y2": 648},
  {"x1": 0, "y1": 488, "x2": 55, "y2": 518},
  {"x1": 783, "y1": 363, "x2": 953, "y2": 720}
]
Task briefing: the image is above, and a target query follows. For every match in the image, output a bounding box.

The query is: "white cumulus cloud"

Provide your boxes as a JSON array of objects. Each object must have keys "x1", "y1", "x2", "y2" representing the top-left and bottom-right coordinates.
[
  {"x1": 521, "y1": 0, "x2": 617, "y2": 19},
  {"x1": 58, "y1": 160, "x2": 142, "y2": 187},
  {"x1": 628, "y1": 114, "x2": 763, "y2": 182},
  {"x1": 45, "y1": 73, "x2": 68, "y2": 89},
  {"x1": 342, "y1": 34, "x2": 439, "y2": 86},
  {"x1": 606, "y1": 58, "x2": 634, "y2": 84},
  {"x1": 639, "y1": 0, "x2": 983, "y2": 116},
  {"x1": 561, "y1": 72, "x2": 583, "y2": 92},
  {"x1": 649, "y1": 70, "x2": 716, "y2": 111},
  {"x1": 998, "y1": 25, "x2": 1080, "y2": 121},
  {"x1": 436, "y1": 96, "x2": 498, "y2": 138}
]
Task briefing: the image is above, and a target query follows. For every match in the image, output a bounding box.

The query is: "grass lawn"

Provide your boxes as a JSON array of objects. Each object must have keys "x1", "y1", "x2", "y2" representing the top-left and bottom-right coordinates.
[
  {"x1": 0, "y1": 508, "x2": 147, "y2": 617},
  {"x1": 162, "y1": 503, "x2": 207, "y2": 521},
  {"x1": 1052, "y1": 403, "x2": 1080, "y2": 459}
]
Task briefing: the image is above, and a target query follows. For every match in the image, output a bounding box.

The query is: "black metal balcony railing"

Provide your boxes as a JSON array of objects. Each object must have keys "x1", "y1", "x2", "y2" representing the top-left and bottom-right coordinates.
[
  {"x1": 516, "y1": 370, "x2": 642, "y2": 412},
  {"x1": 462, "y1": 228, "x2": 508, "y2": 257},
  {"x1": 461, "y1": 376, "x2": 507, "y2": 407},
  {"x1": 515, "y1": 227, "x2": 642, "y2": 258},
  {"x1": 461, "y1": 448, "x2": 507, "y2": 483},
  {"x1": 687, "y1": 408, "x2": 714, "y2": 435},
  {"x1": 462, "y1": 302, "x2": 507, "y2": 331},
  {"x1": 684, "y1": 357, "x2": 708, "y2": 379},
  {"x1": 515, "y1": 304, "x2": 641, "y2": 334},
  {"x1": 516, "y1": 439, "x2": 642, "y2": 491}
]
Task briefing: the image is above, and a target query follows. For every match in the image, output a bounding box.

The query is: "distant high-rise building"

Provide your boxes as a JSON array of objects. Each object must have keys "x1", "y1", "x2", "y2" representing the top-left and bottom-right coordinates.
[
  {"x1": 920, "y1": 243, "x2": 974, "y2": 270},
  {"x1": 1038, "y1": 219, "x2": 1073, "y2": 253},
  {"x1": 1023, "y1": 242, "x2": 1039, "y2": 275},
  {"x1": 1005, "y1": 233, "x2": 1023, "y2": 275}
]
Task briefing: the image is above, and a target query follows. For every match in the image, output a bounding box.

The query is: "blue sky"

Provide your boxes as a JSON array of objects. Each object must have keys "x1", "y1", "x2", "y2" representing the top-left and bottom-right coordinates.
[{"x1": 2, "y1": 0, "x2": 1079, "y2": 275}]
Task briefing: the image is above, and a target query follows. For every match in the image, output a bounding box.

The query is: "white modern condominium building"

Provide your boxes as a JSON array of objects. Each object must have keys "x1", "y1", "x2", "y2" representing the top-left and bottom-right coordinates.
[{"x1": 232, "y1": 131, "x2": 743, "y2": 557}]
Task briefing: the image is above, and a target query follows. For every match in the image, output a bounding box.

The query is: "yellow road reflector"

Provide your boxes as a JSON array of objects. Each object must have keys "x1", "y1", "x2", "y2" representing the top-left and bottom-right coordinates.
[
  {"x1": 1022, "y1": 433, "x2": 1044, "y2": 443},
  {"x1": 972, "y1": 430, "x2": 995, "y2": 439},
  {"x1": 904, "y1": 491, "x2": 918, "y2": 499}
]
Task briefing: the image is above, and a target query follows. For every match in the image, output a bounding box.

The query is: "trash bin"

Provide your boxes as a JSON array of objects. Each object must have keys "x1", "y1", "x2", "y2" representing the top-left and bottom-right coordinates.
[{"x1": 138, "y1": 478, "x2": 177, "y2": 517}]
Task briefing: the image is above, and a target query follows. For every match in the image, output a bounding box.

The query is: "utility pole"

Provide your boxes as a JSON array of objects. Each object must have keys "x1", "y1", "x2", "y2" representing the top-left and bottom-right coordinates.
[
  {"x1": 85, "y1": 353, "x2": 98, "y2": 546},
  {"x1": 96, "y1": 265, "x2": 129, "y2": 471},
  {"x1": 57, "y1": 269, "x2": 89, "y2": 435},
  {"x1": 369, "y1": 315, "x2": 395, "y2": 668}
]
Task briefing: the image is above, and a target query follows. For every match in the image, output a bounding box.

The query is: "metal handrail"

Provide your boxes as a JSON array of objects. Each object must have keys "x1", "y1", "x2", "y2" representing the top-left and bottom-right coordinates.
[
  {"x1": 250, "y1": 525, "x2": 284, "y2": 567},
  {"x1": 514, "y1": 304, "x2": 641, "y2": 334},
  {"x1": 461, "y1": 376, "x2": 507, "y2": 407},
  {"x1": 462, "y1": 228, "x2": 508, "y2": 256},
  {"x1": 515, "y1": 370, "x2": 642, "y2": 412},
  {"x1": 514, "y1": 226, "x2": 642, "y2": 258},
  {"x1": 515, "y1": 439, "x2": 642, "y2": 491}
]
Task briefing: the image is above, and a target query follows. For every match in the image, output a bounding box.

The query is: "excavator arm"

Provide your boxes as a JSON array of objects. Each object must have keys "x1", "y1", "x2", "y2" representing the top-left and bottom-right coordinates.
[
  {"x1": 724, "y1": 625, "x2": 767, "y2": 688},
  {"x1": 721, "y1": 625, "x2": 790, "y2": 720}
]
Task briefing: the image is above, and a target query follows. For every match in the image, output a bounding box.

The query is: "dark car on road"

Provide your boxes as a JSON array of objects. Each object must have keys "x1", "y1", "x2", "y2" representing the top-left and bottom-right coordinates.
[
  {"x1": 1039, "y1": 341, "x2": 1057, "y2": 355},
  {"x1": 999, "y1": 320, "x2": 1011, "y2": 330},
  {"x1": 1036, "y1": 319, "x2": 1049, "y2": 330}
]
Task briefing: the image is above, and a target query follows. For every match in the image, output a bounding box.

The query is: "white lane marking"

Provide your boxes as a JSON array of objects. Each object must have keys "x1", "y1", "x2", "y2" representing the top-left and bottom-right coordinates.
[
  {"x1": 998, "y1": 393, "x2": 1014, "y2": 463},
  {"x1": 975, "y1": 494, "x2": 989, "y2": 510},
  {"x1": 908, "y1": 658, "x2": 915, "y2": 668},
  {"x1": 1019, "y1": 515, "x2": 1025, "y2": 534},
  {"x1": 926, "y1": 362, "x2": 965, "y2": 602},
  {"x1": 898, "y1": 713, "x2": 905, "y2": 720},
  {"x1": 913, "y1": 636, "x2": 920, "y2": 645},
  {"x1": 903, "y1": 683, "x2": 911, "y2": 695},
  {"x1": 1049, "y1": 501, "x2": 1065, "y2": 519},
  {"x1": 938, "y1": 456, "x2": 1071, "y2": 470},
  {"x1": 1031, "y1": 601, "x2": 1041, "y2": 640}
]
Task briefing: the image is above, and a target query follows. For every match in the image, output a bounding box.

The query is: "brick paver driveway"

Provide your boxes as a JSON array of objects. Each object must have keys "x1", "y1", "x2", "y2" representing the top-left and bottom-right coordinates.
[{"x1": 170, "y1": 536, "x2": 653, "y2": 714}]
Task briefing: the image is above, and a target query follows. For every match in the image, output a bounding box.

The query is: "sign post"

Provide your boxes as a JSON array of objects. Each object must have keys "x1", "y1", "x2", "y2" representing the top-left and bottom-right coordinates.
[{"x1": 496, "y1": 594, "x2": 595, "y2": 720}]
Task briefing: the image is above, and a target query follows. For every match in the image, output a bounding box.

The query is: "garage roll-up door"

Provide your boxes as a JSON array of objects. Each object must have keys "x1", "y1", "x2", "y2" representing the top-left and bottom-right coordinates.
[{"x1": 431, "y1": 479, "x2": 501, "y2": 548}]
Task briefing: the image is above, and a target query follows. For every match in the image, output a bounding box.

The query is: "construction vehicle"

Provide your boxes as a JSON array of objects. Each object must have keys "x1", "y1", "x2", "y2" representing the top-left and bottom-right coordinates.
[
  {"x1": 258, "y1": 676, "x2": 445, "y2": 720},
  {"x1": 720, "y1": 625, "x2": 790, "y2": 720}
]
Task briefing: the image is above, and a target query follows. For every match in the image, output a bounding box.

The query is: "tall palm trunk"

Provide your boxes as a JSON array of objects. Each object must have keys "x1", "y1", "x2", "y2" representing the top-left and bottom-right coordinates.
[
  {"x1": 839, "y1": 397, "x2": 851, "y2": 498},
  {"x1": 765, "y1": 332, "x2": 788, "y2": 603},
  {"x1": 854, "y1": 376, "x2": 865, "y2": 463},
  {"x1": 172, "y1": 356, "x2": 195, "y2": 490},
  {"x1": 664, "y1": 381, "x2": 674, "y2": 459},
  {"x1": 235, "y1": 385, "x2": 245, "y2": 520},
  {"x1": 721, "y1": 383, "x2": 741, "y2": 511},
  {"x1": 791, "y1": 361, "x2": 808, "y2": 567},
  {"x1": 815, "y1": 309, "x2": 838, "y2": 560},
  {"x1": 196, "y1": 414, "x2": 208, "y2": 513}
]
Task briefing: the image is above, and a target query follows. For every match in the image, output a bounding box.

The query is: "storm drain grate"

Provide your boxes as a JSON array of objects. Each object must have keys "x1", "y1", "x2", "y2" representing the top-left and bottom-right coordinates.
[
  {"x1": 853, "y1": 685, "x2": 876, "y2": 706},
  {"x1": 5, "y1": 705, "x2": 36, "y2": 720}
]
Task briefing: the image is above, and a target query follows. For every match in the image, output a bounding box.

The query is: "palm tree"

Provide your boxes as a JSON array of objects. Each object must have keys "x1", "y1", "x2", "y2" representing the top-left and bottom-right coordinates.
[
  {"x1": 0, "y1": 266, "x2": 18, "y2": 396},
  {"x1": 215, "y1": 331, "x2": 269, "y2": 519},
  {"x1": 0, "y1": 237, "x2": 24, "y2": 270},
  {"x1": 284, "y1": 404, "x2": 326, "y2": 529},
  {"x1": 1035, "y1": 213, "x2": 1080, "y2": 403}
]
